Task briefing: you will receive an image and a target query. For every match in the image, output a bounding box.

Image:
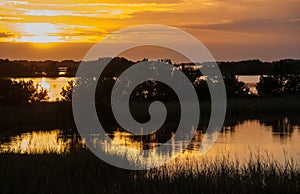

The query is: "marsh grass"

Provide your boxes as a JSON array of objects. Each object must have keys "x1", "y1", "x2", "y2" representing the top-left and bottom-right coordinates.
[{"x1": 0, "y1": 149, "x2": 299, "y2": 194}]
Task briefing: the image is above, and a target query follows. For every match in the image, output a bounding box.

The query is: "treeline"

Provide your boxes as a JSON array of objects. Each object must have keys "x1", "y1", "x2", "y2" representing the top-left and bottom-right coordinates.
[
  {"x1": 0, "y1": 59, "x2": 80, "y2": 77},
  {"x1": 59, "y1": 58, "x2": 300, "y2": 103},
  {"x1": 1, "y1": 57, "x2": 300, "y2": 106},
  {"x1": 1, "y1": 58, "x2": 300, "y2": 77}
]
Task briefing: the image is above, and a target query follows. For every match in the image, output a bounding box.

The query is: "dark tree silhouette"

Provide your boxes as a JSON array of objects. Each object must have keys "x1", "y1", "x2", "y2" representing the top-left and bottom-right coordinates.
[
  {"x1": 194, "y1": 75, "x2": 250, "y2": 100},
  {"x1": 60, "y1": 59, "x2": 252, "y2": 103},
  {"x1": 256, "y1": 75, "x2": 283, "y2": 96},
  {"x1": 194, "y1": 78, "x2": 210, "y2": 101},
  {"x1": 256, "y1": 74, "x2": 300, "y2": 97},
  {"x1": 0, "y1": 78, "x2": 49, "y2": 106},
  {"x1": 60, "y1": 80, "x2": 74, "y2": 102},
  {"x1": 284, "y1": 74, "x2": 300, "y2": 95},
  {"x1": 223, "y1": 75, "x2": 250, "y2": 97}
]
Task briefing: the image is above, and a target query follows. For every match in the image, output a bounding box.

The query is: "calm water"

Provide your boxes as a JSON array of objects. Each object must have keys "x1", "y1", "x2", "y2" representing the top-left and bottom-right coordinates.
[
  {"x1": 8, "y1": 76, "x2": 297, "y2": 168},
  {"x1": 1, "y1": 118, "x2": 299, "y2": 168},
  {"x1": 238, "y1": 75, "x2": 260, "y2": 94},
  {"x1": 13, "y1": 77, "x2": 73, "y2": 101},
  {"x1": 13, "y1": 76, "x2": 260, "y2": 101}
]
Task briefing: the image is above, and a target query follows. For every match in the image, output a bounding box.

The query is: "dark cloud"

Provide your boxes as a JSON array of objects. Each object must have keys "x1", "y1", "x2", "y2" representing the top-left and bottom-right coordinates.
[
  {"x1": 182, "y1": 19, "x2": 300, "y2": 34},
  {"x1": 1, "y1": 41, "x2": 299, "y2": 62},
  {"x1": 0, "y1": 32, "x2": 15, "y2": 38}
]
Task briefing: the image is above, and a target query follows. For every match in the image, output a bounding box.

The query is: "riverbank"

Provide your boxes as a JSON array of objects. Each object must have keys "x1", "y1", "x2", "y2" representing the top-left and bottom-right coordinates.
[
  {"x1": 0, "y1": 96, "x2": 300, "y2": 130},
  {"x1": 0, "y1": 103, "x2": 74, "y2": 130},
  {"x1": 1, "y1": 96, "x2": 300, "y2": 130}
]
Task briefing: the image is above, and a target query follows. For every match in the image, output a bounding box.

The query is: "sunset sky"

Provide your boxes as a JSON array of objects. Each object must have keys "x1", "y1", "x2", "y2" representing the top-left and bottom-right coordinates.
[{"x1": 0, "y1": 0, "x2": 299, "y2": 61}]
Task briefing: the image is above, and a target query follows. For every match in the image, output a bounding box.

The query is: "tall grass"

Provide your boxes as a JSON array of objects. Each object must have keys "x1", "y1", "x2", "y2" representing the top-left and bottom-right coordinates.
[{"x1": 0, "y1": 150, "x2": 299, "y2": 194}]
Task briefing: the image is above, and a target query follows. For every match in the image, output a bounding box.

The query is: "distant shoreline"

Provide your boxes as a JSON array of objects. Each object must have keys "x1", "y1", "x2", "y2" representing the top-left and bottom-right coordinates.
[{"x1": 1, "y1": 58, "x2": 300, "y2": 77}]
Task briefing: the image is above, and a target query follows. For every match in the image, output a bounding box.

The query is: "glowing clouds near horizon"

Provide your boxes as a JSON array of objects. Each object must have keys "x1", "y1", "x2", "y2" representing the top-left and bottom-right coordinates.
[
  {"x1": 16, "y1": 23, "x2": 62, "y2": 43},
  {"x1": 0, "y1": 0, "x2": 176, "y2": 43},
  {"x1": 0, "y1": 0, "x2": 299, "y2": 60}
]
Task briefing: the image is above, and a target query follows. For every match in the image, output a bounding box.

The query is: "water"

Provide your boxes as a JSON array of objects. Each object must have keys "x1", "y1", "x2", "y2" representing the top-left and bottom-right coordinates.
[
  {"x1": 7, "y1": 76, "x2": 298, "y2": 168},
  {"x1": 12, "y1": 77, "x2": 73, "y2": 101},
  {"x1": 1, "y1": 118, "x2": 299, "y2": 168},
  {"x1": 238, "y1": 76, "x2": 260, "y2": 83},
  {"x1": 0, "y1": 130, "x2": 70, "y2": 154},
  {"x1": 238, "y1": 75, "x2": 260, "y2": 94}
]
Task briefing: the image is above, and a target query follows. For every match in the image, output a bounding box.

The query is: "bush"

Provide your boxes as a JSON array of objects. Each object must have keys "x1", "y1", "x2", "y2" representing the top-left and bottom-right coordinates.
[
  {"x1": 256, "y1": 74, "x2": 300, "y2": 97},
  {"x1": 0, "y1": 78, "x2": 49, "y2": 106}
]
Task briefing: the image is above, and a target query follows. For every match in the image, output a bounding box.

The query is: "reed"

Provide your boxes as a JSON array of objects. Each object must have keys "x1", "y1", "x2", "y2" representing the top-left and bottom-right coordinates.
[{"x1": 0, "y1": 150, "x2": 299, "y2": 193}]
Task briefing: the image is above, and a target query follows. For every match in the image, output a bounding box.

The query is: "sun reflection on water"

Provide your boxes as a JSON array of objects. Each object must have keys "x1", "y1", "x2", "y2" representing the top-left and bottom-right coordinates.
[
  {"x1": 82, "y1": 130, "x2": 202, "y2": 169},
  {"x1": 84, "y1": 120, "x2": 300, "y2": 169},
  {"x1": 0, "y1": 119, "x2": 299, "y2": 171},
  {"x1": 0, "y1": 130, "x2": 72, "y2": 154}
]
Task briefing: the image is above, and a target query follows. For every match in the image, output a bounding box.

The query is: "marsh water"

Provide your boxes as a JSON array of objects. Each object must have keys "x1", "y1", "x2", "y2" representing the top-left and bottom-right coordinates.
[
  {"x1": 1, "y1": 117, "x2": 299, "y2": 168},
  {"x1": 12, "y1": 77, "x2": 74, "y2": 101},
  {"x1": 4, "y1": 76, "x2": 299, "y2": 168}
]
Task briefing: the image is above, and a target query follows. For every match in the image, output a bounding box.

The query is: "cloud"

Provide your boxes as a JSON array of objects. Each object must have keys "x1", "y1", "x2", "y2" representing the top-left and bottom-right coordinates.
[
  {"x1": 182, "y1": 19, "x2": 300, "y2": 34},
  {"x1": 0, "y1": 32, "x2": 15, "y2": 38},
  {"x1": 0, "y1": 15, "x2": 23, "y2": 21},
  {"x1": 23, "y1": 9, "x2": 130, "y2": 18},
  {"x1": 24, "y1": 0, "x2": 183, "y2": 5},
  {"x1": 2, "y1": 0, "x2": 176, "y2": 21},
  {"x1": 0, "y1": 0, "x2": 299, "y2": 60}
]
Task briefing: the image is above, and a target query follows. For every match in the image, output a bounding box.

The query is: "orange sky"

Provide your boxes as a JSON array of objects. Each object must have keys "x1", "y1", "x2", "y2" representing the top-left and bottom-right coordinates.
[{"x1": 0, "y1": 0, "x2": 299, "y2": 61}]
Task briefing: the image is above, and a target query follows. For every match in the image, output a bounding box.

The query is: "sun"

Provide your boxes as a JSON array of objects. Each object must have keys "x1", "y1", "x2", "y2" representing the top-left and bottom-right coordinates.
[{"x1": 17, "y1": 23, "x2": 63, "y2": 44}]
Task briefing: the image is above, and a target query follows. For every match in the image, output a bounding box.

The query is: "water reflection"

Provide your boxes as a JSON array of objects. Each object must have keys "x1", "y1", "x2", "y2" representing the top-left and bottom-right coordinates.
[
  {"x1": 260, "y1": 117, "x2": 300, "y2": 142},
  {"x1": 86, "y1": 131, "x2": 194, "y2": 168},
  {"x1": 0, "y1": 118, "x2": 299, "y2": 168},
  {"x1": 0, "y1": 130, "x2": 84, "y2": 154},
  {"x1": 82, "y1": 119, "x2": 300, "y2": 169}
]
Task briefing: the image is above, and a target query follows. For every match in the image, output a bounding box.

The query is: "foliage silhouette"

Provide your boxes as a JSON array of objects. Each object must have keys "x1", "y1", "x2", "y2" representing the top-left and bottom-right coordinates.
[
  {"x1": 60, "y1": 80, "x2": 74, "y2": 102},
  {"x1": 256, "y1": 74, "x2": 300, "y2": 96},
  {"x1": 0, "y1": 78, "x2": 49, "y2": 106}
]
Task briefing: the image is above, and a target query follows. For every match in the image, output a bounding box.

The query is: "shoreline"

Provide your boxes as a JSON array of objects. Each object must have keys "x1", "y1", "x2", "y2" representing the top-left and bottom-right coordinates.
[{"x1": 0, "y1": 96, "x2": 299, "y2": 130}]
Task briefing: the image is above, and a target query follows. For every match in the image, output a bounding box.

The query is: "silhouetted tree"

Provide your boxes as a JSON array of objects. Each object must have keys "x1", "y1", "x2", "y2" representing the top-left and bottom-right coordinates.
[
  {"x1": 159, "y1": 58, "x2": 172, "y2": 64},
  {"x1": 194, "y1": 78, "x2": 210, "y2": 101},
  {"x1": 256, "y1": 74, "x2": 300, "y2": 97},
  {"x1": 284, "y1": 74, "x2": 300, "y2": 95},
  {"x1": 0, "y1": 78, "x2": 49, "y2": 106},
  {"x1": 130, "y1": 80, "x2": 178, "y2": 102},
  {"x1": 224, "y1": 75, "x2": 250, "y2": 97},
  {"x1": 194, "y1": 75, "x2": 250, "y2": 100},
  {"x1": 256, "y1": 75, "x2": 284, "y2": 96},
  {"x1": 60, "y1": 80, "x2": 74, "y2": 102}
]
